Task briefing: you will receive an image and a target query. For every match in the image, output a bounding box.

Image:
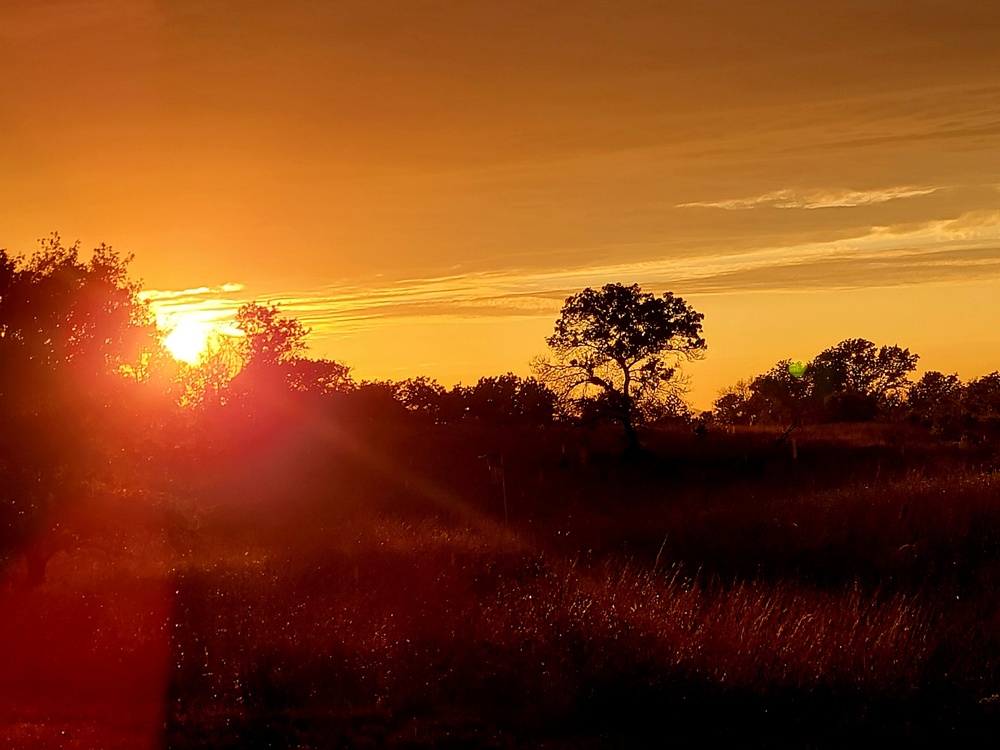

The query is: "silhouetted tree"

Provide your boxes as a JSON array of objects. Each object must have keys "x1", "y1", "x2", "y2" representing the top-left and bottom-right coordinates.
[
  {"x1": 235, "y1": 301, "x2": 310, "y2": 368},
  {"x1": 712, "y1": 379, "x2": 755, "y2": 426},
  {"x1": 714, "y1": 339, "x2": 920, "y2": 428},
  {"x1": 463, "y1": 373, "x2": 556, "y2": 425},
  {"x1": 908, "y1": 371, "x2": 965, "y2": 438},
  {"x1": 534, "y1": 283, "x2": 705, "y2": 452},
  {"x1": 227, "y1": 302, "x2": 355, "y2": 406},
  {"x1": 396, "y1": 376, "x2": 448, "y2": 421},
  {"x1": 748, "y1": 360, "x2": 814, "y2": 425},
  {"x1": 0, "y1": 234, "x2": 160, "y2": 560},
  {"x1": 285, "y1": 357, "x2": 354, "y2": 396},
  {"x1": 176, "y1": 332, "x2": 243, "y2": 409},
  {"x1": 963, "y1": 372, "x2": 1000, "y2": 437},
  {"x1": 345, "y1": 380, "x2": 407, "y2": 424},
  {"x1": 811, "y1": 338, "x2": 918, "y2": 420}
]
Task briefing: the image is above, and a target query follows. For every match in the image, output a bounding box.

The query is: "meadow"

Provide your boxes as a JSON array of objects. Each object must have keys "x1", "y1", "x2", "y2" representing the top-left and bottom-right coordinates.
[{"x1": 3, "y1": 418, "x2": 1000, "y2": 748}]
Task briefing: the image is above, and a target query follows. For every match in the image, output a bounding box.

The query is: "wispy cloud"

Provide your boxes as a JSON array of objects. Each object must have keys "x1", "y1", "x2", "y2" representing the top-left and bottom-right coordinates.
[
  {"x1": 140, "y1": 283, "x2": 244, "y2": 302},
  {"x1": 143, "y1": 209, "x2": 1000, "y2": 339},
  {"x1": 678, "y1": 186, "x2": 942, "y2": 211}
]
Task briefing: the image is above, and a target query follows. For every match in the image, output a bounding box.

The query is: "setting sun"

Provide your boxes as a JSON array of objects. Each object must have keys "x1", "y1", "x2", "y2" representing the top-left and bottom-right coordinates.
[{"x1": 162, "y1": 317, "x2": 213, "y2": 364}]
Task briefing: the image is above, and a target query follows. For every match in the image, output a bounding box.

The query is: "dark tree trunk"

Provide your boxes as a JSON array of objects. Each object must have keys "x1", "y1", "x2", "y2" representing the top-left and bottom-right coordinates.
[
  {"x1": 620, "y1": 408, "x2": 642, "y2": 455},
  {"x1": 617, "y1": 364, "x2": 643, "y2": 455}
]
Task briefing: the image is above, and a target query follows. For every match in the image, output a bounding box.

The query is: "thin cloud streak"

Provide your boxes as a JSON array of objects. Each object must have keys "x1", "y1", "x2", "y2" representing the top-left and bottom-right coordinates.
[
  {"x1": 678, "y1": 186, "x2": 942, "y2": 211},
  {"x1": 140, "y1": 283, "x2": 245, "y2": 302},
  {"x1": 145, "y1": 210, "x2": 1000, "y2": 340}
]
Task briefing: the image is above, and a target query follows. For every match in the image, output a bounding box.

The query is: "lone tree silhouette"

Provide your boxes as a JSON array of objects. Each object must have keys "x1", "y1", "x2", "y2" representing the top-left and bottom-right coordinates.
[{"x1": 534, "y1": 283, "x2": 705, "y2": 452}]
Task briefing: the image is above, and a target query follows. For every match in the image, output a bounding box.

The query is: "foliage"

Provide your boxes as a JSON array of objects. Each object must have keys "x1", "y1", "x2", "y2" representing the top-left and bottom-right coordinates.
[
  {"x1": 714, "y1": 339, "x2": 920, "y2": 427},
  {"x1": 284, "y1": 357, "x2": 354, "y2": 396},
  {"x1": 462, "y1": 373, "x2": 557, "y2": 425},
  {"x1": 347, "y1": 374, "x2": 556, "y2": 426},
  {"x1": 752, "y1": 359, "x2": 815, "y2": 424},
  {"x1": 713, "y1": 379, "x2": 756, "y2": 426},
  {"x1": 175, "y1": 333, "x2": 243, "y2": 409},
  {"x1": 534, "y1": 283, "x2": 705, "y2": 450},
  {"x1": 0, "y1": 234, "x2": 162, "y2": 551},
  {"x1": 811, "y1": 338, "x2": 918, "y2": 418},
  {"x1": 0, "y1": 234, "x2": 159, "y2": 384},
  {"x1": 899, "y1": 370, "x2": 1000, "y2": 443},
  {"x1": 963, "y1": 372, "x2": 1000, "y2": 428},
  {"x1": 395, "y1": 376, "x2": 448, "y2": 420},
  {"x1": 234, "y1": 301, "x2": 310, "y2": 369},
  {"x1": 203, "y1": 302, "x2": 354, "y2": 409},
  {"x1": 908, "y1": 371, "x2": 965, "y2": 438}
]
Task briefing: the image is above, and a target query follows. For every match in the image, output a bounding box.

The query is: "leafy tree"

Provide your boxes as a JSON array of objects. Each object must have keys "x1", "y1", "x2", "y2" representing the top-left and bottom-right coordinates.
[
  {"x1": 811, "y1": 338, "x2": 918, "y2": 419},
  {"x1": 905, "y1": 371, "x2": 1000, "y2": 442},
  {"x1": 395, "y1": 376, "x2": 449, "y2": 421},
  {"x1": 228, "y1": 302, "x2": 333, "y2": 401},
  {"x1": 463, "y1": 373, "x2": 557, "y2": 426},
  {"x1": 344, "y1": 379, "x2": 408, "y2": 424},
  {"x1": 713, "y1": 379, "x2": 755, "y2": 426},
  {"x1": 284, "y1": 357, "x2": 354, "y2": 396},
  {"x1": 176, "y1": 332, "x2": 243, "y2": 409},
  {"x1": 175, "y1": 302, "x2": 354, "y2": 423},
  {"x1": 234, "y1": 301, "x2": 309, "y2": 369},
  {"x1": 0, "y1": 234, "x2": 161, "y2": 561},
  {"x1": 534, "y1": 283, "x2": 705, "y2": 451},
  {"x1": 963, "y1": 372, "x2": 1000, "y2": 433},
  {"x1": 714, "y1": 339, "x2": 920, "y2": 428},
  {"x1": 0, "y1": 234, "x2": 158, "y2": 385},
  {"x1": 908, "y1": 371, "x2": 965, "y2": 437},
  {"x1": 748, "y1": 360, "x2": 815, "y2": 425}
]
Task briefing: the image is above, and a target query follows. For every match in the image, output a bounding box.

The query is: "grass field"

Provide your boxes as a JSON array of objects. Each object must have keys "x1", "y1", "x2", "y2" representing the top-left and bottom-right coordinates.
[{"x1": 3, "y1": 420, "x2": 1000, "y2": 747}]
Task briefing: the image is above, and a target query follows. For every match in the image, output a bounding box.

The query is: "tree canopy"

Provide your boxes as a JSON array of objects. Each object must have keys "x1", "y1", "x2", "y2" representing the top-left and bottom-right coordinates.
[
  {"x1": 712, "y1": 338, "x2": 920, "y2": 427},
  {"x1": 0, "y1": 234, "x2": 158, "y2": 386},
  {"x1": 234, "y1": 301, "x2": 310, "y2": 369},
  {"x1": 0, "y1": 234, "x2": 162, "y2": 552},
  {"x1": 534, "y1": 283, "x2": 705, "y2": 451}
]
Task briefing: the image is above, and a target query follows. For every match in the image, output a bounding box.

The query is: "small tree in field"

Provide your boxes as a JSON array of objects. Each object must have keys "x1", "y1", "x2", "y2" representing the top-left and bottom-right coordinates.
[{"x1": 534, "y1": 283, "x2": 705, "y2": 452}]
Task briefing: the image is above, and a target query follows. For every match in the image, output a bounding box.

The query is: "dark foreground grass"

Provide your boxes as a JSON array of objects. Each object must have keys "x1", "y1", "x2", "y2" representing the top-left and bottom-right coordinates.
[
  {"x1": 5, "y1": 423, "x2": 1000, "y2": 747},
  {"x1": 159, "y1": 515, "x2": 1000, "y2": 748}
]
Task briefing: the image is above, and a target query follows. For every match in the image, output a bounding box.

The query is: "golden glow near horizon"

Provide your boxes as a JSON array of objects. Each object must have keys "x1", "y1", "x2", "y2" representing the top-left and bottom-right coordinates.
[
  {"x1": 4, "y1": 1, "x2": 1000, "y2": 409},
  {"x1": 162, "y1": 318, "x2": 215, "y2": 364}
]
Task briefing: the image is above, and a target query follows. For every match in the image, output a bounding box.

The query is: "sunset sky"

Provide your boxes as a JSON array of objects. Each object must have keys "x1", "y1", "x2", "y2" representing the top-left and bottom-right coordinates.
[{"x1": 3, "y1": 0, "x2": 1000, "y2": 408}]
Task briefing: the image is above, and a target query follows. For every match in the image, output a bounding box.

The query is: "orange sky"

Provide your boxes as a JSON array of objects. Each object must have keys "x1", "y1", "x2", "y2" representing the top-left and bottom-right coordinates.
[{"x1": 3, "y1": 0, "x2": 1000, "y2": 409}]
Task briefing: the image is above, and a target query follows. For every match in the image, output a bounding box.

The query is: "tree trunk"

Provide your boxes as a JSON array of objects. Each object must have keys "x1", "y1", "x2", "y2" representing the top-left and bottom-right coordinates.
[
  {"x1": 622, "y1": 420, "x2": 641, "y2": 454},
  {"x1": 620, "y1": 406, "x2": 642, "y2": 455},
  {"x1": 618, "y1": 362, "x2": 642, "y2": 454}
]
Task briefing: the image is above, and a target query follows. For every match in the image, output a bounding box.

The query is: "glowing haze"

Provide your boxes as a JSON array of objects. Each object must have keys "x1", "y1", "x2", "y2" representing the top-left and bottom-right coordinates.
[{"x1": 3, "y1": 1, "x2": 1000, "y2": 408}]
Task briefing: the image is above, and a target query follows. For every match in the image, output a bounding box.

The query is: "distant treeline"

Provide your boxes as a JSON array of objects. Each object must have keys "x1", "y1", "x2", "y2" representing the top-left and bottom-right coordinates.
[{"x1": 711, "y1": 337, "x2": 1000, "y2": 442}]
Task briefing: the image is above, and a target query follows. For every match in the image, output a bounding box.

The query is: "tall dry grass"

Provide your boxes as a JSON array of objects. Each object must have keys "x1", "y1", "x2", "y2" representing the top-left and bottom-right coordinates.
[{"x1": 7, "y1": 421, "x2": 1000, "y2": 746}]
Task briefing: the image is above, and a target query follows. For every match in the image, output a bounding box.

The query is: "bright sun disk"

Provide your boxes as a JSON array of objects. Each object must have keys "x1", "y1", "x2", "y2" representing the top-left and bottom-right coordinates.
[{"x1": 163, "y1": 318, "x2": 214, "y2": 364}]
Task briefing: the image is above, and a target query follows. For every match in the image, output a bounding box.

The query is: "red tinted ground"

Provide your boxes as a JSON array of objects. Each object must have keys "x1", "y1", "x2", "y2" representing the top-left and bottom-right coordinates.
[{"x1": 0, "y1": 498, "x2": 172, "y2": 749}]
